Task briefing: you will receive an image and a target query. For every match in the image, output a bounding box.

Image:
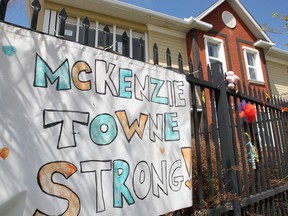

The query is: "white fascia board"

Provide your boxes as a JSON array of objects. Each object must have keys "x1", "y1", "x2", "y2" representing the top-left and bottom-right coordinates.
[
  {"x1": 195, "y1": 0, "x2": 225, "y2": 20},
  {"x1": 254, "y1": 40, "x2": 275, "y2": 49},
  {"x1": 184, "y1": 16, "x2": 212, "y2": 32},
  {"x1": 90, "y1": 0, "x2": 189, "y2": 25},
  {"x1": 189, "y1": 18, "x2": 213, "y2": 32}
]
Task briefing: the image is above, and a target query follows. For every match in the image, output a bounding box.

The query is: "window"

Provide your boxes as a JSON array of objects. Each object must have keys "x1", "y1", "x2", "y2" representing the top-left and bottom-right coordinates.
[
  {"x1": 204, "y1": 35, "x2": 227, "y2": 72},
  {"x1": 243, "y1": 46, "x2": 264, "y2": 83},
  {"x1": 42, "y1": 9, "x2": 148, "y2": 62}
]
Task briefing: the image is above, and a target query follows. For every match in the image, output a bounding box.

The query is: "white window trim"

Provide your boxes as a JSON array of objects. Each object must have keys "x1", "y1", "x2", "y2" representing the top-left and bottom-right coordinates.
[
  {"x1": 75, "y1": 17, "x2": 80, "y2": 43},
  {"x1": 145, "y1": 32, "x2": 148, "y2": 62},
  {"x1": 242, "y1": 46, "x2": 264, "y2": 83},
  {"x1": 204, "y1": 35, "x2": 227, "y2": 73},
  {"x1": 129, "y1": 29, "x2": 133, "y2": 58},
  {"x1": 43, "y1": 9, "x2": 50, "y2": 33},
  {"x1": 95, "y1": 21, "x2": 99, "y2": 47},
  {"x1": 113, "y1": 25, "x2": 117, "y2": 52}
]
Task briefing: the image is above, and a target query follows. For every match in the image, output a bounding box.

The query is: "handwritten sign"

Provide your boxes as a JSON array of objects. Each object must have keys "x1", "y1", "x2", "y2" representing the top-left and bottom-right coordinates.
[{"x1": 0, "y1": 23, "x2": 192, "y2": 215}]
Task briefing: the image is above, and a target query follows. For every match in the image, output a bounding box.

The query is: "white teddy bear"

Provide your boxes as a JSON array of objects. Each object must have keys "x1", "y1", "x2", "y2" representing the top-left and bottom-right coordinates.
[{"x1": 225, "y1": 71, "x2": 240, "y2": 90}]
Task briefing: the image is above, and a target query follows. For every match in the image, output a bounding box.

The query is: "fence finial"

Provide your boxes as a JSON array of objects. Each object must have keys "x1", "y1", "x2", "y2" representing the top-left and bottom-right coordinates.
[
  {"x1": 30, "y1": 0, "x2": 41, "y2": 30},
  {"x1": 153, "y1": 43, "x2": 158, "y2": 65},
  {"x1": 57, "y1": 8, "x2": 67, "y2": 38},
  {"x1": 0, "y1": 0, "x2": 9, "y2": 21}
]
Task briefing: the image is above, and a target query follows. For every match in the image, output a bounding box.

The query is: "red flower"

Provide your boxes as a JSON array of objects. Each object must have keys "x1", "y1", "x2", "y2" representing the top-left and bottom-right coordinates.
[{"x1": 243, "y1": 103, "x2": 256, "y2": 123}]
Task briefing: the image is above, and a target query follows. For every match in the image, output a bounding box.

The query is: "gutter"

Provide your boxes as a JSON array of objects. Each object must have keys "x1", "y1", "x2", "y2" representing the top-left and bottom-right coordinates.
[{"x1": 89, "y1": 0, "x2": 212, "y2": 32}]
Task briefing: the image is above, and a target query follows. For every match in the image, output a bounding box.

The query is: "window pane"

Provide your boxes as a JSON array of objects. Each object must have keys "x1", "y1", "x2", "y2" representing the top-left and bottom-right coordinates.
[
  {"x1": 249, "y1": 68, "x2": 256, "y2": 80},
  {"x1": 247, "y1": 53, "x2": 255, "y2": 66},
  {"x1": 64, "y1": 24, "x2": 77, "y2": 42},
  {"x1": 79, "y1": 27, "x2": 96, "y2": 47},
  {"x1": 208, "y1": 42, "x2": 219, "y2": 58},
  {"x1": 116, "y1": 34, "x2": 123, "y2": 54}
]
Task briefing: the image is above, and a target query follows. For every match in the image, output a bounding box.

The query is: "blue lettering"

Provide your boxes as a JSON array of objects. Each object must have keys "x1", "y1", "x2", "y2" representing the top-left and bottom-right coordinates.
[
  {"x1": 150, "y1": 78, "x2": 168, "y2": 104},
  {"x1": 90, "y1": 113, "x2": 118, "y2": 145},
  {"x1": 119, "y1": 69, "x2": 132, "y2": 99},
  {"x1": 113, "y1": 160, "x2": 135, "y2": 208},
  {"x1": 34, "y1": 54, "x2": 71, "y2": 90},
  {"x1": 164, "y1": 113, "x2": 180, "y2": 141}
]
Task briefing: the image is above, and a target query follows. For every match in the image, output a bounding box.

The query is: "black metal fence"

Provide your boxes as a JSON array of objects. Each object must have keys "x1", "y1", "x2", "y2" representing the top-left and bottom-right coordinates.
[
  {"x1": 2, "y1": 1, "x2": 288, "y2": 215},
  {"x1": 185, "y1": 61, "x2": 288, "y2": 216}
]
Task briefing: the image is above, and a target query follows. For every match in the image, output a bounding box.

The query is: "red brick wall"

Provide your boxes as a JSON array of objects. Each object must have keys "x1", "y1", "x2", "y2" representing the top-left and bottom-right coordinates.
[{"x1": 186, "y1": 2, "x2": 270, "y2": 93}]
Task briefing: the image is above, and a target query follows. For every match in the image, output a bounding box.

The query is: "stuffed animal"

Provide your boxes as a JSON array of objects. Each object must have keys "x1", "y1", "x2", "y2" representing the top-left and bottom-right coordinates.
[{"x1": 225, "y1": 71, "x2": 240, "y2": 90}]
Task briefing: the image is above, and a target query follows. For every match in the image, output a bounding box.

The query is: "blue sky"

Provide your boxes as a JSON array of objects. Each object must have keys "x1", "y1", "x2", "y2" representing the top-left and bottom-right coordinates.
[{"x1": 5, "y1": 0, "x2": 288, "y2": 51}]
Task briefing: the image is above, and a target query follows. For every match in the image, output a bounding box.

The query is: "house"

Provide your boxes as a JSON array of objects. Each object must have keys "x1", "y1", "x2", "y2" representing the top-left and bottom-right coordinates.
[
  {"x1": 26, "y1": 0, "x2": 287, "y2": 96},
  {"x1": 265, "y1": 47, "x2": 288, "y2": 100},
  {"x1": 186, "y1": 0, "x2": 277, "y2": 94},
  {"x1": 26, "y1": 0, "x2": 196, "y2": 72}
]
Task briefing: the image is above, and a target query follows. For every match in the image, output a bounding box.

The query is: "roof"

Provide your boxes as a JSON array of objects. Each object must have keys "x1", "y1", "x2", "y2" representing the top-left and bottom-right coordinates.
[
  {"x1": 44, "y1": 0, "x2": 275, "y2": 47},
  {"x1": 45, "y1": 0, "x2": 211, "y2": 32},
  {"x1": 196, "y1": 0, "x2": 275, "y2": 48},
  {"x1": 266, "y1": 47, "x2": 288, "y2": 65}
]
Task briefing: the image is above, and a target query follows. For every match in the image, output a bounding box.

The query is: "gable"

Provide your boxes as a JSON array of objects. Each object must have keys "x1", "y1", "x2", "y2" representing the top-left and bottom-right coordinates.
[
  {"x1": 196, "y1": 0, "x2": 274, "y2": 48},
  {"x1": 201, "y1": 2, "x2": 257, "y2": 43}
]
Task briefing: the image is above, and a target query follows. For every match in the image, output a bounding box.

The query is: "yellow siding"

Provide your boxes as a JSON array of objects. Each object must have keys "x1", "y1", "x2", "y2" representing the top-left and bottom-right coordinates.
[
  {"x1": 148, "y1": 31, "x2": 188, "y2": 72},
  {"x1": 42, "y1": 1, "x2": 147, "y2": 33},
  {"x1": 267, "y1": 61, "x2": 288, "y2": 98}
]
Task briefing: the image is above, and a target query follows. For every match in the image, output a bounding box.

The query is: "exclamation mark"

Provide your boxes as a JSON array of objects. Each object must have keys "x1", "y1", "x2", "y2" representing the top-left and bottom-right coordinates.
[{"x1": 181, "y1": 147, "x2": 192, "y2": 189}]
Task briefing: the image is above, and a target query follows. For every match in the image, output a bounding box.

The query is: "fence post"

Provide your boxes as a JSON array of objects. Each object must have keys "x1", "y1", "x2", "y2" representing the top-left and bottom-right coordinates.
[
  {"x1": 188, "y1": 58, "x2": 193, "y2": 74},
  {"x1": 0, "y1": 0, "x2": 9, "y2": 21},
  {"x1": 57, "y1": 8, "x2": 67, "y2": 38},
  {"x1": 122, "y1": 31, "x2": 129, "y2": 57},
  {"x1": 153, "y1": 43, "x2": 158, "y2": 65},
  {"x1": 178, "y1": 53, "x2": 183, "y2": 73},
  {"x1": 30, "y1": 0, "x2": 41, "y2": 30},
  {"x1": 82, "y1": 17, "x2": 90, "y2": 45},
  {"x1": 166, "y1": 48, "x2": 172, "y2": 70},
  {"x1": 211, "y1": 61, "x2": 241, "y2": 214},
  {"x1": 103, "y1": 25, "x2": 110, "y2": 48},
  {"x1": 138, "y1": 37, "x2": 144, "y2": 61}
]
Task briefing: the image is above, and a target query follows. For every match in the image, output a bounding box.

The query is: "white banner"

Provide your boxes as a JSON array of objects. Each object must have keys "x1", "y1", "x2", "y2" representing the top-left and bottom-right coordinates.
[{"x1": 0, "y1": 23, "x2": 192, "y2": 216}]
